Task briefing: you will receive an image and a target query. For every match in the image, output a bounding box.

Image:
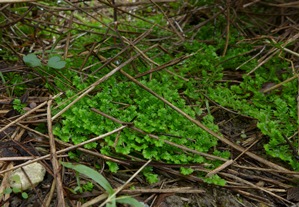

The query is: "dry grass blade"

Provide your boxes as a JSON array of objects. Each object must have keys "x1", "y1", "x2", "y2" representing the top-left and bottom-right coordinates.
[
  {"x1": 0, "y1": 0, "x2": 35, "y2": 3},
  {"x1": 134, "y1": 53, "x2": 193, "y2": 78},
  {"x1": 206, "y1": 159, "x2": 234, "y2": 178},
  {"x1": 47, "y1": 98, "x2": 65, "y2": 207},
  {"x1": 122, "y1": 187, "x2": 205, "y2": 194},
  {"x1": 234, "y1": 189, "x2": 270, "y2": 205},
  {"x1": 149, "y1": 0, "x2": 185, "y2": 41},
  {"x1": 114, "y1": 0, "x2": 176, "y2": 7},
  {"x1": 261, "y1": 74, "x2": 299, "y2": 94},
  {"x1": 247, "y1": 33, "x2": 299, "y2": 75},
  {"x1": 227, "y1": 169, "x2": 291, "y2": 189}
]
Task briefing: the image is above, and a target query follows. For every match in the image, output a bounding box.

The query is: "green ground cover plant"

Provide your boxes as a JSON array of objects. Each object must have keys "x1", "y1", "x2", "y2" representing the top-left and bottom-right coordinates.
[
  {"x1": 12, "y1": 99, "x2": 26, "y2": 114},
  {"x1": 52, "y1": 64, "x2": 227, "y2": 183},
  {"x1": 209, "y1": 56, "x2": 298, "y2": 169}
]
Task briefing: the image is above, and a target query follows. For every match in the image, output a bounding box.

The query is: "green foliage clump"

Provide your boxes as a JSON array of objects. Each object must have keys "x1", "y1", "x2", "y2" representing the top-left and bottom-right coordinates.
[
  {"x1": 12, "y1": 99, "x2": 26, "y2": 114},
  {"x1": 208, "y1": 49, "x2": 299, "y2": 170},
  {"x1": 53, "y1": 73, "x2": 223, "y2": 165}
]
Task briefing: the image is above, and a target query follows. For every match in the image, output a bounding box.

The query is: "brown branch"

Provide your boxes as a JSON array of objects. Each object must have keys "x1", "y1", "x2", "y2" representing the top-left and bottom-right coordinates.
[
  {"x1": 134, "y1": 53, "x2": 193, "y2": 78},
  {"x1": 122, "y1": 187, "x2": 205, "y2": 194},
  {"x1": 47, "y1": 97, "x2": 65, "y2": 207}
]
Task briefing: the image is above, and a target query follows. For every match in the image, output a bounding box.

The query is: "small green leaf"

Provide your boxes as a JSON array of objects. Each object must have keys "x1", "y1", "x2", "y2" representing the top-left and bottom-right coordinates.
[
  {"x1": 61, "y1": 162, "x2": 114, "y2": 194},
  {"x1": 180, "y1": 167, "x2": 194, "y2": 175},
  {"x1": 82, "y1": 181, "x2": 94, "y2": 192},
  {"x1": 21, "y1": 192, "x2": 28, "y2": 199},
  {"x1": 12, "y1": 187, "x2": 21, "y2": 193},
  {"x1": 116, "y1": 196, "x2": 144, "y2": 207},
  {"x1": 4, "y1": 187, "x2": 12, "y2": 194},
  {"x1": 143, "y1": 172, "x2": 158, "y2": 184},
  {"x1": 47, "y1": 56, "x2": 66, "y2": 69},
  {"x1": 23, "y1": 54, "x2": 41, "y2": 67},
  {"x1": 13, "y1": 99, "x2": 26, "y2": 113},
  {"x1": 203, "y1": 174, "x2": 226, "y2": 186},
  {"x1": 106, "y1": 161, "x2": 119, "y2": 173},
  {"x1": 11, "y1": 174, "x2": 21, "y2": 183}
]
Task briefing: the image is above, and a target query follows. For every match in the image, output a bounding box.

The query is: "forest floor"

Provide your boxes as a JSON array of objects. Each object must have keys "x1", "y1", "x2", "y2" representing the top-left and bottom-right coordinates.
[{"x1": 1, "y1": 1, "x2": 299, "y2": 207}]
